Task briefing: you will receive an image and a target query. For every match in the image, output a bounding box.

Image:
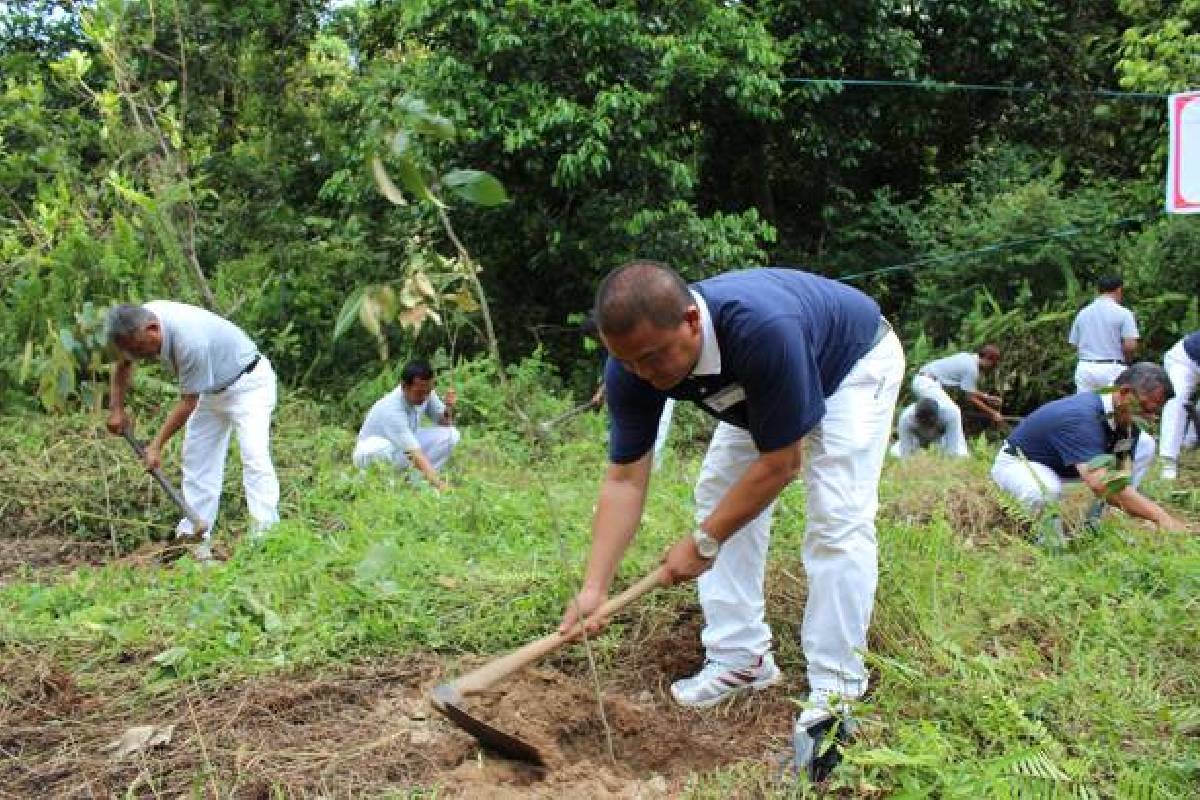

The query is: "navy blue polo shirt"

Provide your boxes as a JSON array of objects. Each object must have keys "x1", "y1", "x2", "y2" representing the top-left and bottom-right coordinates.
[
  {"x1": 1183, "y1": 331, "x2": 1200, "y2": 364},
  {"x1": 1006, "y1": 393, "x2": 1125, "y2": 478},
  {"x1": 605, "y1": 268, "x2": 882, "y2": 463}
]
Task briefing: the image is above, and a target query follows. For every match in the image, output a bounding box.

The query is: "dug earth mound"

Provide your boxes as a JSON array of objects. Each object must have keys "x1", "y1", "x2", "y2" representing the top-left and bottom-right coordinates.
[{"x1": 1, "y1": 616, "x2": 801, "y2": 797}]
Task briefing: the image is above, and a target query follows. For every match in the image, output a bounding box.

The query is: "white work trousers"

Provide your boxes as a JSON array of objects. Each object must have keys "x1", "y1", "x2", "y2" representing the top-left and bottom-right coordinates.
[
  {"x1": 352, "y1": 427, "x2": 461, "y2": 473},
  {"x1": 1074, "y1": 361, "x2": 1125, "y2": 394},
  {"x1": 652, "y1": 398, "x2": 676, "y2": 472},
  {"x1": 990, "y1": 434, "x2": 1155, "y2": 512},
  {"x1": 910, "y1": 374, "x2": 969, "y2": 457},
  {"x1": 694, "y1": 329, "x2": 904, "y2": 698},
  {"x1": 1160, "y1": 342, "x2": 1200, "y2": 461},
  {"x1": 177, "y1": 357, "x2": 279, "y2": 537}
]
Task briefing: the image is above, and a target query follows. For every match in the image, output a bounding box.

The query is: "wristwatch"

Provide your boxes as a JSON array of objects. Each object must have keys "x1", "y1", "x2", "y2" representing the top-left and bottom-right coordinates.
[{"x1": 692, "y1": 527, "x2": 720, "y2": 559}]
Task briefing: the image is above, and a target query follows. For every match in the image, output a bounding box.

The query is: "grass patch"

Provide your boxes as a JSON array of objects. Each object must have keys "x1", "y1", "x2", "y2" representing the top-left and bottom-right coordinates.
[{"x1": 1, "y1": 403, "x2": 1198, "y2": 797}]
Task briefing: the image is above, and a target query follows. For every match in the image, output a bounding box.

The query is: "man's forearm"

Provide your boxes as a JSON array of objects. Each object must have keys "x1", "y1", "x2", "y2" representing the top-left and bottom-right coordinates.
[
  {"x1": 151, "y1": 395, "x2": 199, "y2": 449},
  {"x1": 109, "y1": 360, "x2": 133, "y2": 411},
  {"x1": 701, "y1": 456, "x2": 797, "y2": 542},
  {"x1": 966, "y1": 392, "x2": 994, "y2": 414},
  {"x1": 582, "y1": 459, "x2": 651, "y2": 592},
  {"x1": 1108, "y1": 485, "x2": 1172, "y2": 526},
  {"x1": 408, "y1": 449, "x2": 442, "y2": 485}
]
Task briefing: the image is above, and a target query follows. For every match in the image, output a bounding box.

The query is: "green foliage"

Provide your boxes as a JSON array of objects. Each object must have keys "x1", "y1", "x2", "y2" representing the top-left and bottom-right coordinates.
[{"x1": 0, "y1": 0, "x2": 1196, "y2": 407}]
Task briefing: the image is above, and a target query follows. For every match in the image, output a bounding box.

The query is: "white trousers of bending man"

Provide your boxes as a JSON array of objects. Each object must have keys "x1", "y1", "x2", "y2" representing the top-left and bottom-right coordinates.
[
  {"x1": 694, "y1": 330, "x2": 904, "y2": 700},
  {"x1": 178, "y1": 357, "x2": 280, "y2": 537},
  {"x1": 1074, "y1": 361, "x2": 1125, "y2": 394},
  {"x1": 909, "y1": 373, "x2": 970, "y2": 457},
  {"x1": 1159, "y1": 341, "x2": 1200, "y2": 477},
  {"x1": 353, "y1": 427, "x2": 461, "y2": 473}
]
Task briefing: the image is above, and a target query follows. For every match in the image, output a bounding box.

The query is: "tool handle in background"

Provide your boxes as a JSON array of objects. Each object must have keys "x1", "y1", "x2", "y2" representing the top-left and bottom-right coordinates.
[
  {"x1": 543, "y1": 397, "x2": 601, "y2": 428},
  {"x1": 120, "y1": 426, "x2": 209, "y2": 536},
  {"x1": 449, "y1": 565, "x2": 667, "y2": 699}
]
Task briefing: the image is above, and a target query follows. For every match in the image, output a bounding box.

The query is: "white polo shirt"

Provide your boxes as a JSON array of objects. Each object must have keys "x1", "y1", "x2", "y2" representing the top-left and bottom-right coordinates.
[
  {"x1": 1069, "y1": 296, "x2": 1138, "y2": 361},
  {"x1": 920, "y1": 352, "x2": 979, "y2": 391},
  {"x1": 143, "y1": 301, "x2": 259, "y2": 394},
  {"x1": 357, "y1": 388, "x2": 447, "y2": 453}
]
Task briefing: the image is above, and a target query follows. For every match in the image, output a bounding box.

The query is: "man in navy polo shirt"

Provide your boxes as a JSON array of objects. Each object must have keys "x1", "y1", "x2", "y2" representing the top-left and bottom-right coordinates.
[
  {"x1": 1158, "y1": 330, "x2": 1200, "y2": 480},
  {"x1": 559, "y1": 261, "x2": 904, "y2": 779},
  {"x1": 991, "y1": 363, "x2": 1185, "y2": 533}
]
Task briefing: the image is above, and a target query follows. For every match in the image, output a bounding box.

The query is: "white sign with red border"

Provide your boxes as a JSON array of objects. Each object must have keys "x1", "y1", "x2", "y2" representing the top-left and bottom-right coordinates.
[{"x1": 1167, "y1": 90, "x2": 1200, "y2": 214}]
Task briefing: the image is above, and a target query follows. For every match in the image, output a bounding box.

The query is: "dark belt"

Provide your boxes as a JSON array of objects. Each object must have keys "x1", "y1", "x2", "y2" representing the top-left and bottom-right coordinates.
[
  {"x1": 214, "y1": 355, "x2": 260, "y2": 393},
  {"x1": 870, "y1": 317, "x2": 892, "y2": 349},
  {"x1": 1081, "y1": 358, "x2": 1125, "y2": 364}
]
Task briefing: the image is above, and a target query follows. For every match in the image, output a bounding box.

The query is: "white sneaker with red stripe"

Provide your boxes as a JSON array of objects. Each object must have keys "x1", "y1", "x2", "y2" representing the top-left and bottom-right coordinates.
[{"x1": 669, "y1": 653, "x2": 782, "y2": 708}]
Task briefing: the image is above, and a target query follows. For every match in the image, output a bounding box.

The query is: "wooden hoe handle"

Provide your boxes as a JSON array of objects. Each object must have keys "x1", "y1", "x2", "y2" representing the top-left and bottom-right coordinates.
[
  {"x1": 450, "y1": 565, "x2": 667, "y2": 698},
  {"x1": 120, "y1": 427, "x2": 209, "y2": 535}
]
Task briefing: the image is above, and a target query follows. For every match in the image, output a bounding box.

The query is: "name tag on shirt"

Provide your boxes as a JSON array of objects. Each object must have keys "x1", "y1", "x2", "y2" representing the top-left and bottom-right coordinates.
[{"x1": 703, "y1": 384, "x2": 746, "y2": 413}]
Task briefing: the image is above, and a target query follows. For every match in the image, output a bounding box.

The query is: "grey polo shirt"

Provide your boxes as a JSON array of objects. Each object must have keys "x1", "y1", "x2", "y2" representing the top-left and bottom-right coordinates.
[
  {"x1": 1069, "y1": 296, "x2": 1138, "y2": 361},
  {"x1": 357, "y1": 388, "x2": 447, "y2": 453},
  {"x1": 143, "y1": 301, "x2": 259, "y2": 394},
  {"x1": 920, "y1": 352, "x2": 979, "y2": 391}
]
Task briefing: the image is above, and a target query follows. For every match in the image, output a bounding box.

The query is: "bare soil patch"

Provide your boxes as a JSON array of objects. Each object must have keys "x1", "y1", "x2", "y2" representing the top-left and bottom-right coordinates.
[
  {"x1": 0, "y1": 614, "x2": 800, "y2": 798},
  {"x1": 0, "y1": 534, "x2": 114, "y2": 582}
]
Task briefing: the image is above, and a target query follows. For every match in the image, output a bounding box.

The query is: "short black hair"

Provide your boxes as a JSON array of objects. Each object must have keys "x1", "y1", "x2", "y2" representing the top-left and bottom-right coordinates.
[
  {"x1": 593, "y1": 260, "x2": 692, "y2": 337},
  {"x1": 977, "y1": 343, "x2": 1001, "y2": 360},
  {"x1": 1114, "y1": 362, "x2": 1172, "y2": 400},
  {"x1": 400, "y1": 359, "x2": 434, "y2": 385},
  {"x1": 1098, "y1": 275, "x2": 1124, "y2": 293},
  {"x1": 914, "y1": 397, "x2": 941, "y2": 426}
]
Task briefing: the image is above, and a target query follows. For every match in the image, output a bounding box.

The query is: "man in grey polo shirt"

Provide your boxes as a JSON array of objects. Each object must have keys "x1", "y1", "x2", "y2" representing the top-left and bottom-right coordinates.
[
  {"x1": 105, "y1": 302, "x2": 280, "y2": 546},
  {"x1": 353, "y1": 359, "x2": 459, "y2": 490},
  {"x1": 1069, "y1": 275, "x2": 1138, "y2": 393},
  {"x1": 910, "y1": 345, "x2": 1003, "y2": 457}
]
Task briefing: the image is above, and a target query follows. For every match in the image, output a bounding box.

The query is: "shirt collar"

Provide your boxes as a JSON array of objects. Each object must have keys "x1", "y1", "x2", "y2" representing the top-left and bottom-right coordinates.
[
  {"x1": 155, "y1": 313, "x2": 175, "y2": 373},
  {"x1": 1099, "y1": 389, "x2": 1122, "y2": 434},
  {"x1": 690, "y1": 289, "x2": 722, "y2": 377}
]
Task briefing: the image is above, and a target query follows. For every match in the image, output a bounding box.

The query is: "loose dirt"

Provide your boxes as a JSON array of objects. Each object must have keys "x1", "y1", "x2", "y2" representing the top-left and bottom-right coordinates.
[
  {"x1": 0, "y1": 534, "x2": 114, "y2": 582},
  {"x1": 0, "y1": 614, "x2": 801, "y2": 798}
]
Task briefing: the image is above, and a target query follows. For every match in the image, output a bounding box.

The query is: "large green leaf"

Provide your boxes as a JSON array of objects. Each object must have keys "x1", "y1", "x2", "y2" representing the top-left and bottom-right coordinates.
[
  {"x1": 333, "y1": 286, "x2": 368, "y2": 341},
  {"x1": 394, "y1": 155, "x2": 444, "y2": 208},
  {"x1": 441, "y1": 169, "x2": 508, "y2": 207}
]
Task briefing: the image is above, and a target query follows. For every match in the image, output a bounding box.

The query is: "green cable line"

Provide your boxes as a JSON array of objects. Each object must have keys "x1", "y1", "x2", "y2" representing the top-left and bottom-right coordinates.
[
  {"x1": 782, "y1": 77, "x2": 1171, "y2": 101},
  {"x1": 837, "y1": 212, "x2": 1158, "y2": 284}
]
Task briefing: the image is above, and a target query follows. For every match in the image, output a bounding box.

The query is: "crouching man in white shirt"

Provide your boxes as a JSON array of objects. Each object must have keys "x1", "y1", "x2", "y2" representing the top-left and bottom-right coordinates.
[{"x1": 353, "y1": 360, "x2": 460, "y2": 491}]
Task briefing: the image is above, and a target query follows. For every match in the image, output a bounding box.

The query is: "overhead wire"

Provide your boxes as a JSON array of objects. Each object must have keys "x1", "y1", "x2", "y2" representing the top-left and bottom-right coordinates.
[
  {"x1": 781, "y1": 77, "x2": 1171, "y2": 101},
  {"x1": 835, "y1": 213, "x2": 1160, "y2": 284}
]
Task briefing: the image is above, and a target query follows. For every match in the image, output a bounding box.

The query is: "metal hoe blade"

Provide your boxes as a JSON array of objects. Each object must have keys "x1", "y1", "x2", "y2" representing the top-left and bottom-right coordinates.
[{"x1": 430, "y1": 685, "x2": 545, "y2": 766}]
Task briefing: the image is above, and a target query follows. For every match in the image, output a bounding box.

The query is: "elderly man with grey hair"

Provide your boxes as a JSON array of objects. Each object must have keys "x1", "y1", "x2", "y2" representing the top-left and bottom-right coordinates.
[
  {"x1": 991, "y1": 363, "x2": 1186, "y2": 533},
  {"x1": 105, "y1": 302, "x2": 280, "y2": 547}
]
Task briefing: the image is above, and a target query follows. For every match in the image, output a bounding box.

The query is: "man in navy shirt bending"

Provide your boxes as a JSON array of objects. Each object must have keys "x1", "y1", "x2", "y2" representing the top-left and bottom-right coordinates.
[
  {"x1": 559, "y1": 261, "x2": 904, "y2": 779},
  {"x1": 991, "y1": 363, "x2": 1185, "y2": 534}
]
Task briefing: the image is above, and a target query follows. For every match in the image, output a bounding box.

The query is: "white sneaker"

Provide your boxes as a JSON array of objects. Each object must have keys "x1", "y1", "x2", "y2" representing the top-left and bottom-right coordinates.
[
  {"x1": 1161, "y1": 459, "x2": 1178, "y2": 481},
  {"x1": 191, "y1": 541, "x2": 214, "y2": 562},
  {"x1": 670, "y1": 653, "x2": 781, "y2": 708}
]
